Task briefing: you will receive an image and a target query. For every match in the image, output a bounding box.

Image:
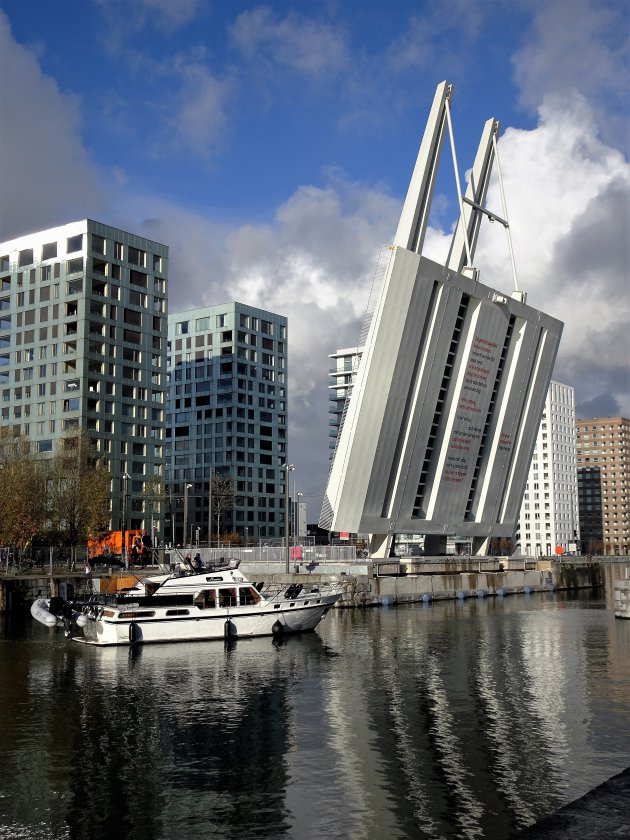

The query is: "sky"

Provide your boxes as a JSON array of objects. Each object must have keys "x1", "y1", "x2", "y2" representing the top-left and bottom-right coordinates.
[{"x1": 0, "y1": 0, "x2": 629, "y2": 517}]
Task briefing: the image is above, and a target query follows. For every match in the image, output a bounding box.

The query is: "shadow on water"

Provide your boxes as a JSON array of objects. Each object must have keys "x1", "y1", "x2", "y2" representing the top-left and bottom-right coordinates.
[{"x1": 1, "y1": 573, "x2": 629, "y2": 840}]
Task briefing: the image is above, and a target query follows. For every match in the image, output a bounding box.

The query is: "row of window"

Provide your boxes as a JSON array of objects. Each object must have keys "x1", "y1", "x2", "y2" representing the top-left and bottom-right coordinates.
[
  {"x1": 175, "y1": 315, "x2": 284, "y2": 337},
  {"x1": 1, "y1": 236, "x2": 164, "y2": 273}
]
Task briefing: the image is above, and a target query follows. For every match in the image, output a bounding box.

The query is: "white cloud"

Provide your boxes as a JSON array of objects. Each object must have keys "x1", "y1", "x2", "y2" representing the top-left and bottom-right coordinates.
[
  {"x1": 138, "y1": 0, "x2": 203, "y2": 29},
  {"x1": 230, "y1": 6, "x2": 349, "y2": 76},
  {"x1": 164, "y1": 55, "x2": 236, "y2": 160},
  {"x1": 385, "y1": 0, "x2": 483, "y2": 76},
  {"x1": 96, "y1": 0, "x2": 203, "y2": 33},
  {"x1": 512, "y1": 0, "x2": 629, "y2": 148},
  {"x1": 476, "y1": 92, "x2": 630, "y2": 416},
  {"x1": 0, "y1": 12, "x2": 109, "y2": 240}
]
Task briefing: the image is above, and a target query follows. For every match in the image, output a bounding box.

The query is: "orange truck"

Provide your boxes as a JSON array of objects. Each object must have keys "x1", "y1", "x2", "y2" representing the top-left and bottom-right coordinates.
[{"x1": 88, "y1": 530, "x2": 146, "y2": 562}]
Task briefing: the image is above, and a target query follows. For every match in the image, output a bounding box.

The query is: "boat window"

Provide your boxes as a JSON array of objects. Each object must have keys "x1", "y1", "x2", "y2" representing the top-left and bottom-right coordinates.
[
  {"x1": 102, "y1": 609, "x2": 115, "y2": 617},
  {"x1": 118, "y1": 610, "x2": 155, "y2": 619},
  {"x1": 218, "y1": 588, "x2": 237, "y2": 607},
  {"x1": 194, "y1": 590, "x2": 216, "y2": 609},
  {"x1": 239, "y1": 586, "x2": 261, "y2": 606},
  {"x1": 165, "y1": 609, "x2": 189, "y2": 616}
]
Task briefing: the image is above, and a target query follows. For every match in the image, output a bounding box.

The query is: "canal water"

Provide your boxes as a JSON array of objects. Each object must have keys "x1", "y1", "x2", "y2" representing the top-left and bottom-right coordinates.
[{"x1": 1, "y1": 565, "x2": 628, "y2": 840}]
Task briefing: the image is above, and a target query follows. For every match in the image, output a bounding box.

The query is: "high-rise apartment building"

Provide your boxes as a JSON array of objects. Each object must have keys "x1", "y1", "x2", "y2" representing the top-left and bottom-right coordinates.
[
  {"x1": 166, "y1": 302, "x2": 287, "y2": 544},
  {"x1": 577, "y1": 416, "x2": 629, "y2": 555},
  {"x1": 0, "y1": 220, "x2": 168, "y2": 537},
  {"x1": 328, "y1": 347, "x2": 361, "y2": 459},
  {"x1": 515, "y1": 381, "x2": 579, "y2": 556}
]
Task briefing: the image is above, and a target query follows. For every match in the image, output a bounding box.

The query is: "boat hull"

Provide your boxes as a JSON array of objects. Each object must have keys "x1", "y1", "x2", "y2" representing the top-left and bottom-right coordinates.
[{"x1": 76, "y1": 596, "x2": 338, "y2": 646}]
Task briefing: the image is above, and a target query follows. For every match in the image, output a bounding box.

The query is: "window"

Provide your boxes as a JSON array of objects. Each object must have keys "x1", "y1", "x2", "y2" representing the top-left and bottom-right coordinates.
[
  {"x1": 42, "y1": 242, "x2": 57, "y2": 260},
  {"x1": 128, "y1": 246, "x2": 145, "y2": 267},
  {"x1": 18, "y1": 249, "x2": 33, "y2": 267},
  {"x1": 124, "y1": 308, "x2": 142, "y2": 326},
  {"x1": 67, "y1": 258, "x2": 83, "y2": 274},
  {"x1": 67, "y1": 234, "x2": 83, "y2": 253}
]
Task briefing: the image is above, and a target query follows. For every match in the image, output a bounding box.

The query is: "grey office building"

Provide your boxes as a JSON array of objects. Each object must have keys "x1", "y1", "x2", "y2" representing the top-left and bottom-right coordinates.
[
  {"x1": 166, "y1": 302, "x2": 288, "y2": 544},
  {"x1": 0, "y1": 220, "x2": 169, "y2": 538}
]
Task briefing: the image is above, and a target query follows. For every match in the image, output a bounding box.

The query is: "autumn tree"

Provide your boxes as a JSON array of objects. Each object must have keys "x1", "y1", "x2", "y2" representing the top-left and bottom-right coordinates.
[
  {"x1": 46, "y1": 431, "x2": 111, "y2": 549},
  {"x1": 0, "y1": 432, "x2": 47, "y2": 549}
]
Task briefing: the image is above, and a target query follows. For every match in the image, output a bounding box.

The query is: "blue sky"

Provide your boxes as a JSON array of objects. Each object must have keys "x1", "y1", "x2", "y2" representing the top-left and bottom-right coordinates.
[{"x1": 0, "y1": 0, "x2": 628, "y2": 512}]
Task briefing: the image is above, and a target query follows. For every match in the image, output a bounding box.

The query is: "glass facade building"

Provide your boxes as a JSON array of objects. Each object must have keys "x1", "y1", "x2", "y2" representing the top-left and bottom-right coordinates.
[{"x1": 166, "y1": 302, "x2": 288, "y2": 544}]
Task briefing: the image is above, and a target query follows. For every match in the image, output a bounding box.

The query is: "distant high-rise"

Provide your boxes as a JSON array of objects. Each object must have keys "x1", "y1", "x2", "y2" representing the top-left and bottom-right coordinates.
[
  {"x1": 577, "y1": 416, "x2": 629, "y2": 555},
  {"x1": 328, "y1": 347, "x2": 361, "y2": 459},
  {"x1": 166, "y1": 302, "x2": 287, "y2": 544},
  {"x1": 0, "y1": 220, "x2": 169, "y2": 537},
  {"x1": 515, "y1": 381, "x2": 579, "y2": 556}
]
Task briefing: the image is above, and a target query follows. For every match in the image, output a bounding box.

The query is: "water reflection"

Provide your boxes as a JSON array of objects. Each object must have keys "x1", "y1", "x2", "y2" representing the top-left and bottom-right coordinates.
[{"x1": 1, "y1": 566, "x2": 629, "y2": 840}]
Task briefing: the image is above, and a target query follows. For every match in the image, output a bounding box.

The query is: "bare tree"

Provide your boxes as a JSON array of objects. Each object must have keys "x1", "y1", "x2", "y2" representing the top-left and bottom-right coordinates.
[
  {"x1": 0, "y1": 431, "x2": 47, "y2": 549},
  {"x1": 46, "y1": 432, "x2": 111, "y2": 551},
  {"x1": 210, "y1": 473, "x2": 235, "y2": 546},
  {"x1": 141, "y1": 476, "x2": 167, "y2": 544}
]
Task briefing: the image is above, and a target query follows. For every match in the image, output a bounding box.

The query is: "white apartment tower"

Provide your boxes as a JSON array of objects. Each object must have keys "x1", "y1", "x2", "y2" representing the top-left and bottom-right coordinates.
[
  {"x1": 516, "y1": 381, "x2": 579, "y2": 556},
  {"x1": 0, "y1": 220, "x2": 168, "y2": 537}
]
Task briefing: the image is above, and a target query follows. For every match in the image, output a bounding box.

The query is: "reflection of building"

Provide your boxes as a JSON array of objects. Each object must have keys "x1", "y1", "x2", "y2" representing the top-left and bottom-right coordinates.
[
  {"x1": 321, "y1": 82, "x2": 563, "y2": 556},
  {"x1": 166, "y1": 302, "x2": 288, "y2": 544},
  {"x1": 515, "y1": 381, "x2": 579, "y2": 556},
  {"x1": 577, "y1": 416, "x2": 629, "y2": 555},
  {"x1": 0, "y1": 220, "x2": 168, "y2": 535},
  {"x1": 328, "y1": 347, "x2": 361, "y2": 459}
]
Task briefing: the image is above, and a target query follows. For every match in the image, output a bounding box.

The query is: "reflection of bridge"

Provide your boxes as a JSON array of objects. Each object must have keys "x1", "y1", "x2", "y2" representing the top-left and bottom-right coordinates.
[{"x1": 321, "y1": 81, "x2": 562, "y2": 557}]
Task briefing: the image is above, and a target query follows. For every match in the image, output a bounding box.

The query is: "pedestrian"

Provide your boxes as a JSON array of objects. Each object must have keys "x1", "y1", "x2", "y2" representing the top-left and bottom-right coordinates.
[{"x1": 84, "y1": 561, "x2": 92, "y2": 588}]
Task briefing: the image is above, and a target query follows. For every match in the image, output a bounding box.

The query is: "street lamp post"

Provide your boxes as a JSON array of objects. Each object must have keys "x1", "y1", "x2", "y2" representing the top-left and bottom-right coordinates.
[
  {"x1": 183, "y1": 482, "x2": 192, "y2": 548},
  {"x1": 121, "y1": 473, "x2": 130, "y2": 570},
  {"x1": 168, "y1": 488, "x2": 175, "y2": 547},
  {"x1": 207, "y1": 476, "x2": 213, "y2": 548},
  {"x1": 283, "y1": 464, "x2": 295, "y2": 573},
  {"x1": 297, "y1": 492, "x2": 304, "y2": 543}
]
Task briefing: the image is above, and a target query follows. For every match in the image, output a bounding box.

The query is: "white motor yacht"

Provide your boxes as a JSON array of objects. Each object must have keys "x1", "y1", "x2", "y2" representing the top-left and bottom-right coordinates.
[{"x1": 31, "y1": 564, "x2": 344, "y2": 645}]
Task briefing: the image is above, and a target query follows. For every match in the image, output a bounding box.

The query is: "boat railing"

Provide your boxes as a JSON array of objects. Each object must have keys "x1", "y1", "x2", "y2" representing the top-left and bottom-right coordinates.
[{"x1": 258, "y1": 581, "x2": 344, "y2": 603}]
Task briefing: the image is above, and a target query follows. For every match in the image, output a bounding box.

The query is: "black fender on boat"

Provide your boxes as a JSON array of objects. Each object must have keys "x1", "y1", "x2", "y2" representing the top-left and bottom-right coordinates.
[
  {"x1": 129, "y1": 622, "x2": 142, "y2": 644},
  {"x1": 271, "y1": 620, "x2": 284, "y2": 637}
]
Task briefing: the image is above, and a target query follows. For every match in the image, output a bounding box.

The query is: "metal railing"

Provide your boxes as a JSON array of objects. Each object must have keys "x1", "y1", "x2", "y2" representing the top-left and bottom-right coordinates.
[{"x1": 165, "y1": 544, "x2": 359, "y2": 568}]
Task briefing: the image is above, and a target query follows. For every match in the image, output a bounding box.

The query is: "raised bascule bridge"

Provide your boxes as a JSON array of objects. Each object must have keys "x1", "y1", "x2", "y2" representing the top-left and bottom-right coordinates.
[{"x1": 320, "y1": 81, "x2": 563, "y2": 560}]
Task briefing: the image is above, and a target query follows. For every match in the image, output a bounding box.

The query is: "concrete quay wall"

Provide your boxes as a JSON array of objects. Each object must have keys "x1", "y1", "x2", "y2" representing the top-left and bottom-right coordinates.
[
  {"x1": 240, "y1": 559, "x2": 602, "y2": 608},
  {"x1": 614, "y1": 579, "x2": 630, "y2": 619}
]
